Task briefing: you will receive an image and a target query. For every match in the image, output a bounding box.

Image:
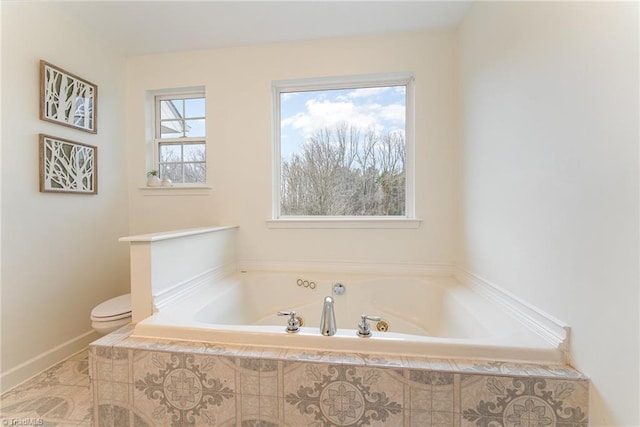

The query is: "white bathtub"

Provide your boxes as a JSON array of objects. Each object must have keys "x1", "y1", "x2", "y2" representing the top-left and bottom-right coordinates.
[{"x1": 131, "y1": 271, "x2": 564, "y2": 364}]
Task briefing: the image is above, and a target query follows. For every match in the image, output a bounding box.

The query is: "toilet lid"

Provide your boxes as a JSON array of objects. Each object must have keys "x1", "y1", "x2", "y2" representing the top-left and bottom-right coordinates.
[{"x1": 91, "y1": 294, "x2": 131, "y2": 320}]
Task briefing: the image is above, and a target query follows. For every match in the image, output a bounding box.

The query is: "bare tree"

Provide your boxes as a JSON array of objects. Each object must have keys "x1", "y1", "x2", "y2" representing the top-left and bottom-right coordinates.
[
  {"x1": 281, "y1": 124, "x2": 405, "y2": 216},
  {"x1": 159, "y1": 143, "x2": 205, "y2": 183}
]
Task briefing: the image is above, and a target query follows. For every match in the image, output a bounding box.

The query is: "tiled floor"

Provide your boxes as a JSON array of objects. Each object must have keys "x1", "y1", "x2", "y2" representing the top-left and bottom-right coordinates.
[{"x1": 1, "y1": 349, "x2": 92, "y2": 426}]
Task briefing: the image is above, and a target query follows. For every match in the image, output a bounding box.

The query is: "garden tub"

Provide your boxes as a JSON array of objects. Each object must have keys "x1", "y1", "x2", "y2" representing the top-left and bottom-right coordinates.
[{"x1": 131, "y1": 270, "x2": 564, "y2": 364}]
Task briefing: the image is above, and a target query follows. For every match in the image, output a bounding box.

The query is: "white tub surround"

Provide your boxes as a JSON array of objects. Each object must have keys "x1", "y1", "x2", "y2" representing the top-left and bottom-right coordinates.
[
  {"x1": 119, "y1": 226, "x2": 238, "y2": 322},
  {"x1": 456, "y1": 269, "x2": 571, "y2": 364},
  {"x1": 120, "y1": 227, "x2": 572, "y2": 366}
]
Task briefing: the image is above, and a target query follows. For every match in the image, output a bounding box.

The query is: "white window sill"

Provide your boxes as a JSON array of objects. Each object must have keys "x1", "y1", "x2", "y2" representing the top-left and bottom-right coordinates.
[
  {"x1": 266, "y1": 217, "x2": 422, "y2": 229},
  {"x1": 138, "y1": 185, "x2": 212, "y2": 196}
]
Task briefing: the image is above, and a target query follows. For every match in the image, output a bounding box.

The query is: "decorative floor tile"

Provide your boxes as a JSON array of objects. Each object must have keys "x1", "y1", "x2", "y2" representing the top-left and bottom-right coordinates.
[
  {"x1": 93, "y1": 403, "x2": 114, "y2": 427},
  {"x1": 283, "y1": 362, "x2": 405, "y2": 426},
  {"x1": 523, "y1": 363, "x2": 587, "y2": 379},
  {"x1": 357, "y1": 353, "x2": 404, "y2": 368},
  {"x1": 1, "y1": 384, "x2": 93, "y2": 425},
  {"x1": 95, "y1": 380, "x2": 132, "y2": 406},
  {"x1": 452, "y1": 359, "x2": 530, "y2": 377},
  {"x1": 2, "y1": 349, "x2": 93, "y2": 427},
  {"x1": 284, "y1": 349, "x2": 348, "y2": 364},
  {"x1": 112, "y1": 350, "x2": 132, "y2": 385},
  {"x1": 91, "y1": 325, "x2": 131, "y2": 347},
  {"x1": 259, "y1": 395, "x2": 283, "y2": 423},
  {"x1": 91, "y1": 346, "x2": 115, "y2": 383},
  {"x1": 452, "y1": 359, "x2": 586, "y2": 380},
  {"x1": 433, "y1": 385, "x2": 454, "y2": 413},
  {"x1": 459, "y1": 374, "x2": 589, "y2": 427},
  {"x1": 432, "y1": 410, "x2": 455, "y2": 426},
  {"x1": 405, "y1": 370, "x2": 455, "y2": 414},
  {"x1": 111, "y1": 404, "x2": 132, "y2": 427},
  {"x1": 95, "y1": 402, "x2": 155, "y2": 427},
  {"x1": 54, "y1": 385, "x2": 94, "y2": 422},
  {"x1": 404, "y1": 356, "x2": 454, "y2": 372},
  {"x1": 460, "y1": 413, "x2": 502, "y2": 427},
  {"x1": 131, "y1": 350, "x2": 237, "y2": 426},
  {"x1": 408, "y1": 385, "x2": 433, "y2": 412},
  {"x1": 239, "y1": 393, "x2": 260, "y2": 421},
  {"x1": 409, "y1": 409, "x2": 431, "y2": 426},
  {"x1": 258, "y1": 346, "x2": 288, "y2": 360},
  {"x1": 236, "y1": 358, "x2": 262, "y2": 396},
  {"x1": 259, "y1": 360, "x2": 281, "y2": 397}
]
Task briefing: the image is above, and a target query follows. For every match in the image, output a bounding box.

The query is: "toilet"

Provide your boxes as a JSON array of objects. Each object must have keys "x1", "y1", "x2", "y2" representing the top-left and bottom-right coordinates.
[{"x1": 91, "y1": 293, "x2": 132, "y2": 335}]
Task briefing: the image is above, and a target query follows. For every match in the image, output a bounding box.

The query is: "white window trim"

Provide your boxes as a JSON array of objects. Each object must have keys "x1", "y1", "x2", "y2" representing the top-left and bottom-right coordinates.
[
  {"x1": 138, "y1": 185, "x2": 212, "y2": 196},
  {"x1": 265, "y1": 217, "x2": 421, "y2": 229},
  {"x1": 270, "y1": 73, "x2": 416, "y2": 227},
  {"x1": 145, "y1": 86, "x2": 207, "y2": 188}
]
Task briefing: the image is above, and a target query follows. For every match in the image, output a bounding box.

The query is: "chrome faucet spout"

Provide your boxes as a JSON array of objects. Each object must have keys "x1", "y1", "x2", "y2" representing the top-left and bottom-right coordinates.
[{"x1": 320, "y1": 296, "x2": 337, "y2": 336}]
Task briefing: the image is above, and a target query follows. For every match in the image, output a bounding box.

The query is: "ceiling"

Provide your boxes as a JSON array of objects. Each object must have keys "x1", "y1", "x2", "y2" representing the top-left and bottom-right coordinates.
[{"x1": 42, "y1": 1, "x2": 472, "y2": 56}]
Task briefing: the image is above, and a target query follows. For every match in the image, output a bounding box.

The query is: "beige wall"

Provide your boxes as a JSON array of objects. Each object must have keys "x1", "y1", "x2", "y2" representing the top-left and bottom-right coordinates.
[
  {"x1": 458, "y1": 2, "x2": 639, "y2": 425},
  {"x1": 1, "y1": 3, "x2": 130, "y2": 389},
  {"x1": 126, "y1": 30, "x2": 459, "y2": 266}
]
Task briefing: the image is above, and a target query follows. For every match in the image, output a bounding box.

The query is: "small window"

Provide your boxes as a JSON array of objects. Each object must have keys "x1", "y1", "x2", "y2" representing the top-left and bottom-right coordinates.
[
  {"x1": 273, "y1": 74, "x2": 414, "y2": 218},
  {"x1": 154, "y1": 93, "x2": 206, "y2": 184}
]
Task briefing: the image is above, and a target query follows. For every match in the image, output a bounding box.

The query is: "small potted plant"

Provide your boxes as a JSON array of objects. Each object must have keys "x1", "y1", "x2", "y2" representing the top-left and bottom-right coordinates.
[{"x1": 146, "y1": 170, "x2": 161, "y2": 187}]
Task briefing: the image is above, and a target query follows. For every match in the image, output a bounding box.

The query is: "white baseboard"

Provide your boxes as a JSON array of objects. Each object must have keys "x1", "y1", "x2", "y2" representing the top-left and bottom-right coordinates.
[
  {"x1": 456, "y1": 269, "x2": 572, "y2": 364},
  {"x1": 1, "y1": 329, "x2": 99, "y2": 393}
]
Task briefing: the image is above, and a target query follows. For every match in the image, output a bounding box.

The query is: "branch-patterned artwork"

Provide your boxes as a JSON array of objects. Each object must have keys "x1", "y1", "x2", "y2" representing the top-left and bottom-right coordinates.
[
  {"x1": 39, "y1": 134, "x2": 97, "y2": 194},
  {"x1": 40, "y1": 61, "x2": 97, "y2": 133}
]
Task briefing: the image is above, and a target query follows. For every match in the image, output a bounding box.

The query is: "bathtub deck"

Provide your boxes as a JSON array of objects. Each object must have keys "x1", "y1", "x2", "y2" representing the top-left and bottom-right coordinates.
[{"x1": 89, "y1": 325, "x2": 588, "y2": 426}]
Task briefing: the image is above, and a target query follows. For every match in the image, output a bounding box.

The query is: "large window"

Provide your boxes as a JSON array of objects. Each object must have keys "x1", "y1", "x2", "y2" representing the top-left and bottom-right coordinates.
[
  {"x1": 273, "y1": 74, "x2": 414, "y2": 219},
  {"x1": 154, "y1": 93, "x2": 206, "y2": 184}
]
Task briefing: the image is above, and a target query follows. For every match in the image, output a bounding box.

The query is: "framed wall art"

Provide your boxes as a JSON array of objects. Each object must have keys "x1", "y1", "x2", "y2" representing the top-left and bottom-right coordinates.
[
  {"x1": 39, "y1": 134, "x2": 98, "y2": 194},
  {"x1": 40, "y1": 60, "x2": 98, "y2": 133}
]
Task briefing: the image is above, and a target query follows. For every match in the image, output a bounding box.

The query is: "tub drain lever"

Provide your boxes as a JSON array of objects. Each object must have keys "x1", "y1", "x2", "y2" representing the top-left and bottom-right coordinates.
[
  {"x1": 277, "y1": 311, "x2": 301, "y2": 333},
  {"x1": 357, "y1": 314, "x2": 382, "y2": 337}
]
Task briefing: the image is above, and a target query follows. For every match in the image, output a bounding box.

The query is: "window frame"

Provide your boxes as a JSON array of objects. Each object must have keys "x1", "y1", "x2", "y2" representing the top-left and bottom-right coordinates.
[
  {"x1": 271, "y1": 73, "x2": 416, "y2": 227},
  {"x1": 152, "y1": 91, "x2": 207, "y2": 186}
]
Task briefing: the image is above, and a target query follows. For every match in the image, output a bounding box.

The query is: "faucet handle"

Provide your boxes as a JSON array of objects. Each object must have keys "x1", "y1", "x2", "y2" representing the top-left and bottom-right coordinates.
[
  {"x1": 357, "y1": 314, "x2": 381, "y2": 337},
  {"x1": 278, "y1": 311, "x2": 301, "y2": 333}
]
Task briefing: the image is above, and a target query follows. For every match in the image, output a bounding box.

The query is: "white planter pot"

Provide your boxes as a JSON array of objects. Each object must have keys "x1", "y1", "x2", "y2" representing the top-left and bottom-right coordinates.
[{"x1": 146, "y1": 176, "x2": 161, "y2": 187}]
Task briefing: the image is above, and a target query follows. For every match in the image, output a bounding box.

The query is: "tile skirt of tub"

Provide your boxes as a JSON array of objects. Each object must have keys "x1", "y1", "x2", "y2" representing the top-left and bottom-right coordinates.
[{"x1": 90, "y1": 325, "x2": 589, "y2": 427}]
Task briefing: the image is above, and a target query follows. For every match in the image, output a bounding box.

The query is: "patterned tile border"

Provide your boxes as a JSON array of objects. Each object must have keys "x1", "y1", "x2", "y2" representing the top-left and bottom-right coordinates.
[{"x1": 88, "y1": 327, "x2": 589, "y2": 426}]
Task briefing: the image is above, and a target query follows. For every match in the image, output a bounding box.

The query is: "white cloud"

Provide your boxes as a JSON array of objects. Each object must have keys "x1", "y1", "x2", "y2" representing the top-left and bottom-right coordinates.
[
  {"x1": 282, "y1": 98, "x2": 404, "y2": 139},
  {"x1": 379, "y1": 104, "x2": 405, "y2": 124},
  {"x1": 280, "y1": 112, "x2": 308, "y2": 129},
  {"x1": 281, "y1": 92, "x2": 301, "y2": 102},
  {"x1": 346, "y1": 87, "x2": 392, "y2": 99}
]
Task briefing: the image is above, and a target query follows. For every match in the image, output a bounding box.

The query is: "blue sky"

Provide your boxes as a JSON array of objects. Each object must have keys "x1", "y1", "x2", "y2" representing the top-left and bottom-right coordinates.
[
  {"x1": 280, "y1": 85, "x2": 406, "y2": 159},
  {"x1": 159, "y1": 98, "x2": 206, "y2": 138}
]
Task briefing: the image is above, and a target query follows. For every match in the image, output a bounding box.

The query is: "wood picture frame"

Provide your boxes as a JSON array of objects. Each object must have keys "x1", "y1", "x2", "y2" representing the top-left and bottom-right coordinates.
[
  {"x1": 40, "y1": 60, "x2": 98, "y2": 133},
  {"x1": 39, "y1": 134, "x2": 98, "y2": 194}
]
